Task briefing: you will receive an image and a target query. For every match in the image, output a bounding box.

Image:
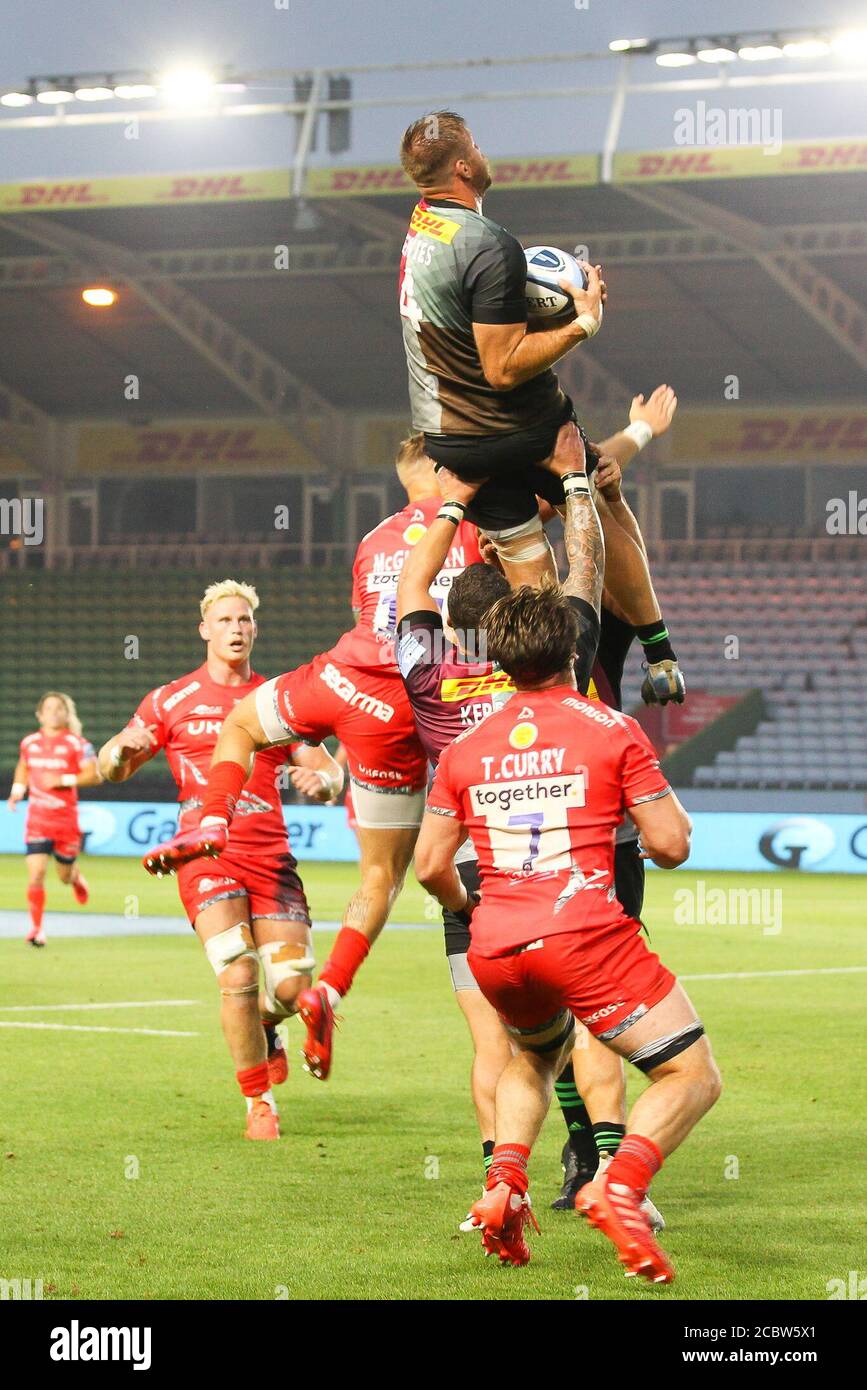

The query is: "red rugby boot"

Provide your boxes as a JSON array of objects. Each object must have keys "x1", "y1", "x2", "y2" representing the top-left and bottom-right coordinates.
[
  {"x1": 469, "y1": 1181, "x2": 540, "y2": 1267},
  {"x1": 72, "y1": 874, "x2": 89, "y2": 905},
  {"x1": 577, "y1": 1175, "x2": 674, "y2": 1284},
  {"x1": 142, "y1": 823, "x2": 227, "y2": 877},
  {"x1": 245, "y1": 1098, "x2": 280, "y2": 1142},
  {"x1": 297, "y1": 985, "x2": 335, "y2": 1081}
]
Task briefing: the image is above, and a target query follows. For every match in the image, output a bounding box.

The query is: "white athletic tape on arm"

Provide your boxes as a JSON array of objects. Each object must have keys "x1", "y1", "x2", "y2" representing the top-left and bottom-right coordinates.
[
  {"x1": 623, "y1": 420, "x2": 653, "y2": 451},
  {"x1": 61, "y1": 774, "x2": 77, "y2": 788},
  {"x1": 437, "y1": 502, "x2": 466, "y2": 525},
  {"x1": 11, "y1": 782, "x2": 26, "y2": 799},
  {"x1": 109, "y1": 745, "x2": 125, "y2": 770},
  {"x1": 576, "y1": 310, "x2": 601, "y2": 339},
  {"x1": 204, "y1": 922, "x2": 258, "y2": 977},
  {"x1": 315, "y1": 767, "x2": 344, "y2": 800}
]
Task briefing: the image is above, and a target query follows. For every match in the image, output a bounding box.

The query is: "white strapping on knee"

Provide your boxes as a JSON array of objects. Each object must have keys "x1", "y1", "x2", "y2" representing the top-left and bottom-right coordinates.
[
  {"x1": 482, "y1": 515, "x2": 552, "y2": 565},
  {"x1": 204, "y1": 921, "x2": 258, "y2": 977},
  {"x1": 259, "y1": 939, "x2": 316, "y2": 1014}
]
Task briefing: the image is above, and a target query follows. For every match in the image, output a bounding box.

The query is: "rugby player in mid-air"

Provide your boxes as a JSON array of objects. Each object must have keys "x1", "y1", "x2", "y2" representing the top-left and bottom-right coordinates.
[
  {"x1": 100, "y1": 580, "x2": 342, "y2": 1141},
  {"x1": 397, "y1": 110, "x2": 684, "y2": 705},
  {"x1": 7, "y1": 692, "x2": 101, "y2": 946},
  {"x1": 414, "y1": 480, "x2": 721, "y2": 1282},
  {"x1": 143, "y1": 437, "x2": 481, "y2": 1083}
]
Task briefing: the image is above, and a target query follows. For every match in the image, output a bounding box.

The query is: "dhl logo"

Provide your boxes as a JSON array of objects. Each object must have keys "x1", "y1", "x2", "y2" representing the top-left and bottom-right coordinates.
[
  {"x1": 716, "y1": 415, "x2": 867, "y2": 455},
  {"x1": 411, "y1": 205, "x2": 460, "y2": 244},
  {"x1": 161, "y1": 176, "x2": 264, "y2": 201},
  {"x1": 439, "y1": 672, "x2": 515, "y2": 702}
]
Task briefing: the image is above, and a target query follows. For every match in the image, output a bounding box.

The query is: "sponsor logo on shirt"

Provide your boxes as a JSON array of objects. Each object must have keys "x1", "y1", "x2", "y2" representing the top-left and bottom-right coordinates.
[
  {"x1": 189, "y1": 704, "x2": 224, "y2": 716},
  {"x1": 319, "y1": 663, "x2": 394, "y2": 722},
  {"x1": 469, "y1": 770, "x2": 587, "y2": 815},
  {"x1": 186, "y1": 720, "x2": 223, "y2": 737},
  {"x1": 509, "y1": 721, "x2": 538, "y2": 750},
  {"x1": 402, "y1": 522, "x2": 427, "y2": 546},
  {"x1": 410, "y1": 205, "x2": 461, "y2": 244},
  {"x1": 163, "y1": 679, "x2": 201, "y2": 712},
  {"x1": 439, "y1": 671, "x2": 514, "y2": 702}
]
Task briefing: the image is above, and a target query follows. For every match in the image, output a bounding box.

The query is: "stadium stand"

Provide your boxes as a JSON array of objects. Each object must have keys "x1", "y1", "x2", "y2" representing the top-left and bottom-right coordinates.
[
  {"x1": 2, "y1": 567, "x2": 354, "y2": 780},
  {"x1": 621, "y1": 552, "x2": 867, "y2": 790}
]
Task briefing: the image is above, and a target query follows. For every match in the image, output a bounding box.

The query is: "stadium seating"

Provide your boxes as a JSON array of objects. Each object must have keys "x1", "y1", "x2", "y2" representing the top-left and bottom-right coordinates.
[
  {"x1": 0, "y1": 568, "x2": 354, "y2": 775},
  {"x1": 619, "y1": 557, "x2": 867, "y2": 791}
]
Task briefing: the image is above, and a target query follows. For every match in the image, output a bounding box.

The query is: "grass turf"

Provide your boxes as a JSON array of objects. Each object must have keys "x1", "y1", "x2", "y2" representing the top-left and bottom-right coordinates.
[{"x1": 0, "y1": 858, "x2": 864, "y2": 1301}]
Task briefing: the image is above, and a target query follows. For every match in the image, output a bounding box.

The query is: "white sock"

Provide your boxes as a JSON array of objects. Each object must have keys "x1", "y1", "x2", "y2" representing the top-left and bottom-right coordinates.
[
  {"x1": 245, "y1": 1089, "x2": 277, "y2": 1115},
  {"x1": 321, "y1": 983, "x2": 342, "y2": 1010}
]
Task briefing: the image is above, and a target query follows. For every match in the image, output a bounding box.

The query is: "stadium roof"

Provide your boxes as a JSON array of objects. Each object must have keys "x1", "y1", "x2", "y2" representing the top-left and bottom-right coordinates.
[{"x1": 0, "y1": 143, "x2": 865, "y2": 426}]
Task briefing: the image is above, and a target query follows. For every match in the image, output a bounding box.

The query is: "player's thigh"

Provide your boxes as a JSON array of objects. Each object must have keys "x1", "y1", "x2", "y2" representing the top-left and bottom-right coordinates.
[
  {"x1": 25, "y1": 850, "x2": 50, "y2": 883},
  {"x1": 455, "y1": 986, "x2": 512, "y2": 1063},
  {"x1": 571, "y1": 1023, "x2": 625, "y2": 1096},
  {"x1": 355, "y1": 821, "x2": 419, "y2": 882},
  {"x1": 600, "y1": 980, "x2": 704, "y2": 1062}
]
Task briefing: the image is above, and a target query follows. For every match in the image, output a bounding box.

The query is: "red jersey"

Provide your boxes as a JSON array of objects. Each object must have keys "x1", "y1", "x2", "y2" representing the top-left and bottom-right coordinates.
[
  {"x1": 129, "y1": 664, "x2": 295, "y2": 853},
  {"x1": 20, "y1": 730, "x2": 95, "y2": 838},
  {"x1": 427, "y1": 685, "x2": 670, "y2": 957},
  {"x1": 333, "y1": 496, "x2": 482, "y2": 670}
]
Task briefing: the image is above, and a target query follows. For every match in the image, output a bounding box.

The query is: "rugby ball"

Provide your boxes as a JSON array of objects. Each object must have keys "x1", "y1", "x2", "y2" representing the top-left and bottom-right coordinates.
[{"x1": 524, "y1": 245, "x2": 587, "y2": 322}]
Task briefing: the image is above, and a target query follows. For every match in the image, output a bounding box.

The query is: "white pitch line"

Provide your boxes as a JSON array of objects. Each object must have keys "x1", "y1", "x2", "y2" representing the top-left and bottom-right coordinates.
[
  {"x1": 680, "y1": 966, "x2": 867, "y2": 982},
  {"x1": 0, "y1": 1021, "x2": 198, "y2": 1037},
  {"x1": 0, "y1": 999, "x2": 201, "y2": 1013}
]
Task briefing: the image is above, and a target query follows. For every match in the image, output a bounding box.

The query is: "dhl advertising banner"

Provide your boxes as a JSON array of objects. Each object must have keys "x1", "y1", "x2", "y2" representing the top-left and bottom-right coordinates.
[
  {"x1": 613, "y1": 137, "x2": 867, "y2": 183},
  {"x1": 76, "y1": 420, "x2": 318, "y2": 476},
  {"x1": 0, "y1": 141, "x2": 863, "y2": 215},
  {"x1": 0, "y1": 168, "x2": 290, "y2": 214},
  {"x1": 304, "y1": 153, "x2": 599, "y2": 197},
  {"x1": 667, "y1": 407, "x2": 867, "y2": 464}
]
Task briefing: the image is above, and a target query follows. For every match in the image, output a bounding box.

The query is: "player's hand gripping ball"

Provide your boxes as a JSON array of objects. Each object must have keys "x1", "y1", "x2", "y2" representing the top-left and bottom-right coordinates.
[{"x1": 524, "y1": 246, "x2": 587, "y2": 323}]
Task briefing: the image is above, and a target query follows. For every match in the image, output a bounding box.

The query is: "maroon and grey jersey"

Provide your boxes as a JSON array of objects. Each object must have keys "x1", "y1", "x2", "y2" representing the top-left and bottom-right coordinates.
[
  {"x1": 398, "y1": 198, "x2": 566, "y2": 437},
  {"x1": 396, "y1": 610, "x2": 515, "y2": 766},
  {"x1": 396, "y1": 599, "x2": 600, "y2": 768}
]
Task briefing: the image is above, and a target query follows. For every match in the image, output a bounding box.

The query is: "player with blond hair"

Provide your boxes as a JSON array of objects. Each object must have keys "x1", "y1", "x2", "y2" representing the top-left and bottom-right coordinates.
[
  {"x1": 7, "y1": 691, "x2": 101, "y2": 946},
  {"x1": 143, "y1": 441, "x2": 483, "y2": 1085},
  {"x1": 99, "y1": 580, "x2": 342, "y2": 1141}
]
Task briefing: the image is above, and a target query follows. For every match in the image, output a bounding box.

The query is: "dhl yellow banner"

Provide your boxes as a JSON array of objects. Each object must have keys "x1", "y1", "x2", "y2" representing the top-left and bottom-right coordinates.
[
  {"x1": 0, "y1": 141, "x2": 863, "y2": 215},
  {"x1": 439, "y1": 672, "x2": 516, "y2": 703},
  {"x1": 614, "y1": 138, "x2": 867, "y2": 183},
  {"x1": 305, "y1": 153, "x2": 598, "y2": 198},
  {"x1": 0, "y1": 168, "x2": 290, "y2": 214},
  {"x1": 668, "y1": 407, "x2": 867, "y2": 462},
  {"x1": 76, "y1": 420, "x2": 318, "y2": 476}
]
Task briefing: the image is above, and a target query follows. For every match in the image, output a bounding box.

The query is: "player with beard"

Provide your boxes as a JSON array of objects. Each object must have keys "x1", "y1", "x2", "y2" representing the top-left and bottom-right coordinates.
[{"x1": 397, "y1": 110, "x2": 684, "y2": 705}]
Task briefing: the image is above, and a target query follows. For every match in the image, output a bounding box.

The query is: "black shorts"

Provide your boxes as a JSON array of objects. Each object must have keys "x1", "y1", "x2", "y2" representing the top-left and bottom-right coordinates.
[
  {"x1": 442, "y1": 844, "x2": 644, "y2": 960},
  {"x1": 613, "y1": 837, "x2": 646, "y2": 922},
  {"x1": 25, "y1": 839, "x2": 78, "y2": 865},
  {"x1": 425, "y1": 395, "x2": 597, "y2": 532},
  {"x1": 442, "y1": 857, "x2": 480, "y2": 957}
]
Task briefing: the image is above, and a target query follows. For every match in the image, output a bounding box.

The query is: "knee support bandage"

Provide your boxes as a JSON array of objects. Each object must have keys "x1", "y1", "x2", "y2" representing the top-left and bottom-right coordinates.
[
  {"x1": 482, "y1": 514, "x2": 552, "y2": 566},
  {"x1": 259, "y1": 938, "x2": 316, "y2": 1015}
]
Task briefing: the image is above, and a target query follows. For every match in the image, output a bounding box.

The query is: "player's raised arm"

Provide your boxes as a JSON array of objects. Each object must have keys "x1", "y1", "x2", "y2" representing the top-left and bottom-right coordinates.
[
  {"x1": 596, "y1": 385, "x2": 678, "y2": 470},
  {"x1": 473, "y1": 262, "x2": 606, "y2": 391},
  {"x1": 414, "y1": 809, "x2": 472, "y2": 914},
  {"x1": 396, "y1": 468, "x2": 482, "y2": 623}
]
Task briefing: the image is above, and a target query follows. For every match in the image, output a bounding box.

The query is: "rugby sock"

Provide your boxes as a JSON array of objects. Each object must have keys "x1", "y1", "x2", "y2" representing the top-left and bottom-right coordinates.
[
  {"x1": 554, "y1": 1065, "x2": 597, "y2": 1171},
  {"x1": 236, "y1": 1061, "x2": 270, "y2": 1100},
  {"x1": 604, "y1": 1134, "x2": 662, "y2": 1198},
  {"x1": 487, "y1": 1143, "x2": 530, "y2": 1196},
  {"x1": 27, "y1": 884, "x2": 45, "y2": 930},
  {"x1": 201, "y1": 760, "x2": 247, "y2": 825},
  {"x1": 263, "y1": 1023, "x2": 278, "y2": 1056},
  {"x1": 319, "y1": 926, "x2": 370, "y2": 1002},
  {"x1": 636, "y1": 619, "x2": 676, "y2": 665},
  {"x1": 593, "y1": 1121, "x2": 626, "y2": 1159},
  {"x1": 482, "y1": 1139, "x2": 495, "y2": 1178}
]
